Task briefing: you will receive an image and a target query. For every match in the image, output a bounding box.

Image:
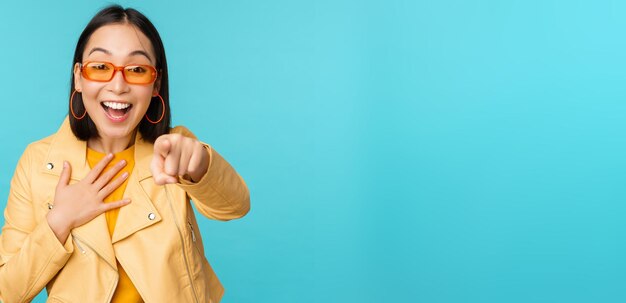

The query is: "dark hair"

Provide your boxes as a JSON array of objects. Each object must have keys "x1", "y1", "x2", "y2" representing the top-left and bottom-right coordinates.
[{"x1": 69, "y1": 5, "x2": 170, "y2": 143}]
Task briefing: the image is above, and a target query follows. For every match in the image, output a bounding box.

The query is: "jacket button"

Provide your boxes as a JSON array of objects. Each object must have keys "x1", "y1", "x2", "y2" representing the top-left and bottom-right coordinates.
[
  {"x1": 148, "y1": 213, "x2": 156, "y2": 220},
  {"x1": 46, "y1": 163, "x2": 54, "y2": 170}
]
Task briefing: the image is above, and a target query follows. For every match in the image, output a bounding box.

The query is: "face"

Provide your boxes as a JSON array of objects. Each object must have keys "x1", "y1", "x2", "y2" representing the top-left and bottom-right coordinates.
[{"x1": 74, "y1": 23, "x2": 160, "y2": 143}]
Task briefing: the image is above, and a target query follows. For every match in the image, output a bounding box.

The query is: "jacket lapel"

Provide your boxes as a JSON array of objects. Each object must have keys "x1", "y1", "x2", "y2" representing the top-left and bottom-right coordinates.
[
  {"x1": 111, "y1": 156, "x2": 162, "y2": 243},
  {"x1": 40, "y1": 117, "x2": 90, "y2": 181},
  {"x1": 40, "y1": 116, "x2": 163, "y2": 264},
  {"x1": 35, "y1": 118, "x2": 115, "y2": 269},
  {"x1": 111, "y1": 130, "x2": 162, "y2": 243}
]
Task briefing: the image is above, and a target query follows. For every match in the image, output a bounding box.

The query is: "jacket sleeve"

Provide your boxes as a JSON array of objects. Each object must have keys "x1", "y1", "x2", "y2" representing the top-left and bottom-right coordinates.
[
  {"x1": 173, "y1": 127, "x2": 250, "y2": 221},
  {"x1": 0, "y1": 146, "x2": 74, "y2": 303}
]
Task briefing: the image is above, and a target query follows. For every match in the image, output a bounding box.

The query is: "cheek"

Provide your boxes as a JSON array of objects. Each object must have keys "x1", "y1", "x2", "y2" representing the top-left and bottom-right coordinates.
[
  {"x1": 134, "y1": 88, "x2": 156, "y2": 109},
  {"x1": 134, "y1": 100, "x2": 151, "y2": 116},
  {"x1": 80, "y1": 82, "x2": 104, "y2": 100}
]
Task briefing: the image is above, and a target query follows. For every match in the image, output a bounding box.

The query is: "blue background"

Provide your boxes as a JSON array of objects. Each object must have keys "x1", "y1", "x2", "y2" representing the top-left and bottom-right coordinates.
[{"x1": 1, "y1": 0, "x2": 626, "y2": 302}]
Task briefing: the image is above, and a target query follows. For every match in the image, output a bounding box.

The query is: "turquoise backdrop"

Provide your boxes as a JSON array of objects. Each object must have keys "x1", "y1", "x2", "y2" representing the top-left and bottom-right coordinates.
[{"x1": 1, "y1": 0, "x2": 626, "y2": 302}]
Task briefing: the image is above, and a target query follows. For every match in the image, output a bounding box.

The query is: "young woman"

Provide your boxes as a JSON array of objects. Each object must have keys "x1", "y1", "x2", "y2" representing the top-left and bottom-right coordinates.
[{"x1": 0, "y1": 5, "x2": 249, "y2": 303}]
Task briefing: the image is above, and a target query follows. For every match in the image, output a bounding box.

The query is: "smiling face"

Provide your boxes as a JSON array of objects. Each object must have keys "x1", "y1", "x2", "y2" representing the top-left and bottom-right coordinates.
[{"x1": 74, "y1": 23, "x2": 160, "y2": 147}]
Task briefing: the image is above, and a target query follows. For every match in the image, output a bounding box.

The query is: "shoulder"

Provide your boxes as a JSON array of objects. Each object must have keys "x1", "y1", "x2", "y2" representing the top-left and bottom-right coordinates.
[
  {"x1": 169, "y1": 125, "x2": 198, "y2": 140},
  {"x1": 10, "y1": 132, "x2": 55, "y2": 183},
  {"x1": 15, "y1": 133, "x2": 54, "y2": 166},
  {"x1": 20, "y1": 117, "x2": 71, "y2": 165},
  {"x1": 24, "y1": 133, "x2": 55, "y2": 157}
]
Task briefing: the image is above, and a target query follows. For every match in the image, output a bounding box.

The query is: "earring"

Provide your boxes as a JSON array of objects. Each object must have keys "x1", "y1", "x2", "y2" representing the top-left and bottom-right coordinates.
[
  {"x1": 145, "y1": 94, "x2": 165, "y2": 124},
  {"x1": 70, "y1": 90, "x2": 87, "y2": 120}
]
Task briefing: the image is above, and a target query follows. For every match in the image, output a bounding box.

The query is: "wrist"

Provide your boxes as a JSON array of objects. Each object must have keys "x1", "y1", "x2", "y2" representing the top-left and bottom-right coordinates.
[{"x1": 46, "y1": 209, "x2": 73, "y2": 234}]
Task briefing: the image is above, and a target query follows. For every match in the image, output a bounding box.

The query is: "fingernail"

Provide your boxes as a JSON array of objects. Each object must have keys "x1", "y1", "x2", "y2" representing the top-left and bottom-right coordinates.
[
  {"x1": 119, "y1": 160, "x2": 126, "y2": 165},
  {"x1": 108, "y1": 153, "x2": 114, "y2": 158},
  {"x1": 122, "y1": 172, "x2": 129, "y2": 178},
  {"x1": 63, "y1": 161, "x2": 68, "y2": 168}
]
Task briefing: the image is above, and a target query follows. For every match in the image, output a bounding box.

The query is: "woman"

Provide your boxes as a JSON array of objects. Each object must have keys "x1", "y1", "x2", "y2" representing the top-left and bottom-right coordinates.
[{"x1": 0, "y1": 5, "x2": 250, "y2": 303}]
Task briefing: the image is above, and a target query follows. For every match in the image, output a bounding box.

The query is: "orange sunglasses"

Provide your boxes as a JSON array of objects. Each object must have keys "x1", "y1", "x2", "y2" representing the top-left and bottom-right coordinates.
[{"x1": 80, "y1": 61, "x2": 158, "y2": 84}]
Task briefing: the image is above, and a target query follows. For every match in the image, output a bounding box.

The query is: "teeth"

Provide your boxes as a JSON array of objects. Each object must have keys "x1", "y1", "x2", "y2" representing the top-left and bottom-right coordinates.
[{"x1": 103, "y1": 101, "x2": 131, "y2": 110}]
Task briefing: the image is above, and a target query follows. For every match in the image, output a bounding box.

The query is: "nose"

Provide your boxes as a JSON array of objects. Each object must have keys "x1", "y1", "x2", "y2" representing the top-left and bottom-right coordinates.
[{"x1": 106, "y1": 69, "x2": 130, "y2": 94}]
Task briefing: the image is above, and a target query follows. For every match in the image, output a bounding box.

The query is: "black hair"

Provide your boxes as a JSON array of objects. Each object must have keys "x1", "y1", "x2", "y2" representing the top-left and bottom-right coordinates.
[{"x1": 69, "y1": 4, "x2": 170, "y2": 143}]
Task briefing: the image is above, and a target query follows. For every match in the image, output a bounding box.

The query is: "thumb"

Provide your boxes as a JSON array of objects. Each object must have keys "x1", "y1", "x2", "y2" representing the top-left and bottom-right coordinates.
[
  {"x1": 151, "y1": 147, "x2": 176, "y2": 185},
  {"x1": 57, "y1": 161, "x2": 71, "y2": 188},
  {"x1": 150, "y1": 152, "x2": 165, "y2": 185},
  {"x1": 150, "y1": 155, "x2": 178, "y2": 185}
]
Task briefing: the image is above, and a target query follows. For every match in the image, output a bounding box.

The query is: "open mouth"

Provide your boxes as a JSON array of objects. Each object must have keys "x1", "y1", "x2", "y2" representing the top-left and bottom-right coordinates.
[{"x1": 101, "y1": 101, "x2": 133, "y2": 121}]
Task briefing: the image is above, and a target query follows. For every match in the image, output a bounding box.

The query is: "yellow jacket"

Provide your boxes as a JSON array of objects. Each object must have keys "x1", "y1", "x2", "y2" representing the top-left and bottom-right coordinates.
[{"x1": 0, "y1": 117, "x2": 250, "y2": 303}]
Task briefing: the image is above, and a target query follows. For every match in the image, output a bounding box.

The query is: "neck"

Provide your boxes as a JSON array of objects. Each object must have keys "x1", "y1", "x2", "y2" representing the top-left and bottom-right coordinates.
[{"x1": 87, "y1": 131, "x2": 137, "y2": 154}]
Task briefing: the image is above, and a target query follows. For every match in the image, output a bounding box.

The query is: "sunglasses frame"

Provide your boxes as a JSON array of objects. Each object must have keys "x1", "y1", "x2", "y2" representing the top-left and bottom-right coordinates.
[{"x1": 80, "y1": 61, "x2": 158, "y2": 84}]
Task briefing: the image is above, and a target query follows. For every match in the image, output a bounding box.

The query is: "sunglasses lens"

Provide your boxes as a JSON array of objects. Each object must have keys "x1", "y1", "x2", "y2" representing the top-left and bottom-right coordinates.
[
  {"x1": 83, "y1": 62, "x2": 114, "y2": 81},
  {"x1": 82, "y1": 62, "x2": 156, "y2": 84},
  {"x1": 124, "y1": 65, "x2": 156, "y2": 84}
]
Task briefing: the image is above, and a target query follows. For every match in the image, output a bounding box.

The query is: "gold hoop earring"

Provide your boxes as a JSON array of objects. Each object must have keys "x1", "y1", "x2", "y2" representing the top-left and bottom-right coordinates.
[
  {"x1": 70, "y1": 90, "x2": 87, "y2": 120},
  {"x1": 145, "y1": 94, "x2": 165, "y2": 124}
]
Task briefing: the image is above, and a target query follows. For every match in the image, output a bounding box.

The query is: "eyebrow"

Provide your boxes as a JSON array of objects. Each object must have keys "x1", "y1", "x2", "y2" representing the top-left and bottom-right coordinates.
[{"x1": 87, "y1": 47, "x2": 153, "y2": 63}]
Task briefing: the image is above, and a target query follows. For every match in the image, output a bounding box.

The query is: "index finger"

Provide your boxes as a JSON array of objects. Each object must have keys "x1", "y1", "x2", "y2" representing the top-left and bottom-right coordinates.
[
  {"x1": 84, "y1": 153, "x2": 114, "y2": 183},
  {"x1": 154, "y1": 136, "x2": 172, "y2": 158}
]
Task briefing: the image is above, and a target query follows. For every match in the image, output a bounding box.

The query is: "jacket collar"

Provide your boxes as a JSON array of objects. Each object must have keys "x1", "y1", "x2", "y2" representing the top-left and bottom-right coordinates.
[
  {"x1": 41, "y1": 116, "x2": 154, "y2": 181},
  {"x1": 41, "y1": 116, "x2": 163, "y2": 268}
]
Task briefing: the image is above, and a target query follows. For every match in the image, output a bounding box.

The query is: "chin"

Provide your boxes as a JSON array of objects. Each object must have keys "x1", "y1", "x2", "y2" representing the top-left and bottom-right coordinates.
[{"x1": 95, "y1": 120, "x2": 140, "y2": 139}]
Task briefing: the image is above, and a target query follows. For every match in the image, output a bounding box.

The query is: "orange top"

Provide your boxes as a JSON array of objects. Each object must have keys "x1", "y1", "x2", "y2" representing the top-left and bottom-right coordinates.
[{"x1": 87, "y1": 146, "x2": 143, "y2": 303}]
